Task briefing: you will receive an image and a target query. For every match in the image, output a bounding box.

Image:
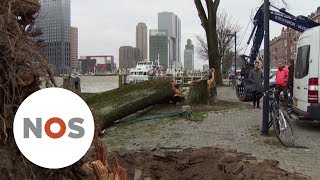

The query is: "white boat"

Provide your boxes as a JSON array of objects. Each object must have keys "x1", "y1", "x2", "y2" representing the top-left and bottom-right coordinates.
[{"x1": 127, "y1": 61, "x2": 156, "y2": 83}]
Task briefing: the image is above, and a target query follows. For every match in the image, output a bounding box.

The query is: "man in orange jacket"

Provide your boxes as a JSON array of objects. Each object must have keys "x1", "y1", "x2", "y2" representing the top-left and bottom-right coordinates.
[{"x1": 275, "y1": 62, "x2": 289, "y2": 107}]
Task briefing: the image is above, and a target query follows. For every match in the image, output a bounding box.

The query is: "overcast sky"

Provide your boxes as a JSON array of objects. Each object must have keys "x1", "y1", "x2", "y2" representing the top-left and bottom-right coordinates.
[{"x1": 71, "y1": 0, "x2": 320, "y2": 69}]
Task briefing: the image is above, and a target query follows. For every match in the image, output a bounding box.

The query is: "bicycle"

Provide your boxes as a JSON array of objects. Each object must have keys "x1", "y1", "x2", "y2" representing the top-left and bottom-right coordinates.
[
  {"x1": 229, "y1": 74, "x2": 237, "y2": 89},
  {"x1": 263, "y1": 88, "x2": 295, "y2": 147}
]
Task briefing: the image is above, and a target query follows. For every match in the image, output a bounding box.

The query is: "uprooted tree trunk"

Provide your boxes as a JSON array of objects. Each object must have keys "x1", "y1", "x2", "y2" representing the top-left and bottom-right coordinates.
[
  {"x1": 0, "y1": 0, "x2": 81, "y2": 179},
  {"x1": 85, "y1": 78, "x2": 175, "y2": 130}
]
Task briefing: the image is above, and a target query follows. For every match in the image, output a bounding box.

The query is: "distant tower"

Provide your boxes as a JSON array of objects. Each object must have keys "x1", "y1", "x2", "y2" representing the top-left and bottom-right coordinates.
[
  {"x1": 35, "y1": 0, "x2": 71, "y2": 75},
  {"x1": 136, "y1": 22, "x2": 148, "y2": 60},
  {"x1": 71, "y1": 26, "x2": 78, "y2": 73},
  {"x1": 158, "y1": 12, "x2": 181, "y2": 68},
  {"x1": 184, "y1": 39, "x2": 194, "y2": 70}
]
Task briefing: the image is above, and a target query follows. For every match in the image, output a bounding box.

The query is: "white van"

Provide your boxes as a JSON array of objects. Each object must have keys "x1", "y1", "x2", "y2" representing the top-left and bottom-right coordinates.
[{"x1": 292, "y1": 26, "x2": 320, "y2": 120}]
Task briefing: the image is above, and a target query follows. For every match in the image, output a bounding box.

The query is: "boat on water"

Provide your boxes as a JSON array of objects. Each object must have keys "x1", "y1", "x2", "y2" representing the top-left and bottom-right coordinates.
[
  {"x1": 127, "y1": 60, "x2": 206, "y2": 85},
  {"x1": 127, "y1": 61, "x2": 164, "y2": 83}
]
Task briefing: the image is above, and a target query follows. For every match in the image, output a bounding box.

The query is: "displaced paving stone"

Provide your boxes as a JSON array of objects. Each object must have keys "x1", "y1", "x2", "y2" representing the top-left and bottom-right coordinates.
[
  {"x1": 245, "y1": 155, "x2": 257, "y2": 160},
  {"x1": 221, "y1": 153, "x2": 241, "y2": 163},
  {"x1": 180, "y1": 158, "x2": 190, "y2": 165},
  {"x1": 224, "y1": 162, "x2": 244, "y2": 175},
  {"x1": 242, "y1": 167, "x2": 255, "y2": 178},
  {"x1": 139, "y1": 146, "x2": 148, "y2": 152},
  {"x1": 263, "y1": 159, "x2": 280, "y2": 167},
  {"x1": 151, "y1": 143, "x2": 161, "y2": 151},
  {"x1": 189, "y1": 156, "x2": 204, "y2": 164},
  {"x1": 153, "y1": 151, "x2": 166, "y2": 158},
  {"x1": 134, "y1": 169, "x2": 143, "y2": 180}
]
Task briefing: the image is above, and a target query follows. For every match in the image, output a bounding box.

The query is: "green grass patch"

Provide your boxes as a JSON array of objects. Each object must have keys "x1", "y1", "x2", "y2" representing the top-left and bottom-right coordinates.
[
  {"x1": 104, "y1": 137, "x2": 124, "y2": 147},
  {"x1": 189, "y1": 112, "x2": 205, "y2": 121}
]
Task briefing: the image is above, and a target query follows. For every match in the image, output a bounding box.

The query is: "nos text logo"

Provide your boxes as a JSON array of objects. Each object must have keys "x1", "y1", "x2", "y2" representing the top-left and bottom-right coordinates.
[{"x1": 14, "y1": 88, "x2": 94, "y2": 169}]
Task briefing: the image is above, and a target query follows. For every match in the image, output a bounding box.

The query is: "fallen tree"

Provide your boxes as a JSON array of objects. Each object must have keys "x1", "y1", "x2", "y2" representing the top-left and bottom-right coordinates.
[{"x1": 85, "y1": 78, "x2": 175, "y2": 130}]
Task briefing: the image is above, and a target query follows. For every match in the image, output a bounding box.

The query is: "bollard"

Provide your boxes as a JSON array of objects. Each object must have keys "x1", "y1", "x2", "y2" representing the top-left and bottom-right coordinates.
[
  {"x1": 118, "y1": 75, "x2": 123, "y2": 88},
  {"x1": 62, "y1": 76, "x2": 81, "y2": 94},
  {"x1": 74, "y1": 76, "x2": 81, "y2": 94},
  {"x1": 123, "y1": 75, "x2": 127, "y2": 86}
]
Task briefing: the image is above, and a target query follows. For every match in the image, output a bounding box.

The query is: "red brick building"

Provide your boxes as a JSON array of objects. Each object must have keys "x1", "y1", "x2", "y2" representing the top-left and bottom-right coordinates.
[
  {"x1": 80, "y1": 55, "x2": 115, "y2": 74},
  {"x1": 270, "y1": 7, "x2": 320, "y2": 68},
  {"x1": 71, "y1": 26, "x2": 78, "y2": 72}
]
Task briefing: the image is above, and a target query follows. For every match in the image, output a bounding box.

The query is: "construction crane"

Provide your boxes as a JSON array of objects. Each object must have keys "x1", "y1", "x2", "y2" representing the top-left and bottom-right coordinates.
[{"x1": 237, "y1": 3, "x2": 320, "y2": 101}]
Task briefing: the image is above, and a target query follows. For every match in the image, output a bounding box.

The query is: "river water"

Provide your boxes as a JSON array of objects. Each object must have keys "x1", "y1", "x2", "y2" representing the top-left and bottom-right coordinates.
[{"x1": 50, "y1": 76, "x2": 119, "y2": 93}]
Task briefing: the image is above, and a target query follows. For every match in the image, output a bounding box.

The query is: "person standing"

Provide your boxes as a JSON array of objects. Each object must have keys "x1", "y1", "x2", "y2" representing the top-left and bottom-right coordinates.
[
  {"x1": 249, "y1": 61, "x2": 263, "y2": 108},
  {"x1": 287, "y1": 59, "x2": 294, "y2": 105},
  {"x1": 275, "y1": 62, "x2": 289, "y2": 107}
]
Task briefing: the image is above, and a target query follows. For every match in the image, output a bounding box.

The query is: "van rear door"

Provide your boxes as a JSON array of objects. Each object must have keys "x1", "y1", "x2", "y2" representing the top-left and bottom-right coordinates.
[{"x1": 293, "y1": 35, "x2": 311, "y2": 112}]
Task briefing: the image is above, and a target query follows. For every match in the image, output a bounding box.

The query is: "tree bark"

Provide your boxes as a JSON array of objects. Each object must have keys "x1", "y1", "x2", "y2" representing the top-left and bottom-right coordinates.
[
  {"x1": 85, "y1": 78, "x2": 175, "y2": 130},
  {"x1": 194, "y1": 0, "x2": 222, "y2": 86},
  {"x1": 187, "y1": 79, "x2": 209, "y2": 104}
]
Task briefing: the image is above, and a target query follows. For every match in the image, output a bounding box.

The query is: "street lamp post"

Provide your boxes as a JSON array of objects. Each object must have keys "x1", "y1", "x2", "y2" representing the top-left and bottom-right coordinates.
[
  {"x1": 234, "y1": 32, "x2": 237, "y2": 77},
  {"x1": 226, "y1": 32, "x2": 237, "y2": 77},
  {"x1": 262, "y1": 0, "x2": 270, "y2": 135}
]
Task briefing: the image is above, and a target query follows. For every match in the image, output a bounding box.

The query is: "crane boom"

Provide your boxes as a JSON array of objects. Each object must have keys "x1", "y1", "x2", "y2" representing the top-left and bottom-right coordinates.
[
  {"x1": 237, "y1": 3, "x2": 319, "y2": 101},
  {"x1": 247, "y1": 4, "x2": 319, "y2": 66}
]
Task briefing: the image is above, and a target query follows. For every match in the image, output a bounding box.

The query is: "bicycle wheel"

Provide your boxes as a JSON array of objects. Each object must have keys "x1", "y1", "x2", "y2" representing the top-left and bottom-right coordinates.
[
  {"x1": 232, "y1": 79, "x2": 236, "y2": 88},
  {"x1": 272, "y1": 109, "x2": 295, "y2": 147}
]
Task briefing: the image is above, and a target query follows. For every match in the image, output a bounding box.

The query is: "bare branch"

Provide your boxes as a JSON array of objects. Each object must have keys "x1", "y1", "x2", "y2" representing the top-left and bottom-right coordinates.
[
  {"x1": 194, "y1": 0, "x2": 208, "y2": 29},
  {"x1": 195, "y1": 35, "x2": 209, "y2": 61},
  {"x1": 196, "y1": 10, "x2": 241, "y2": 61}
]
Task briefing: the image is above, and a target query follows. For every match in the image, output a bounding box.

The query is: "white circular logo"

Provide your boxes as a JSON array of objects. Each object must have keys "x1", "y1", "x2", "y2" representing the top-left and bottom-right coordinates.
[{"x1": 13, "y1": 88, "x2": 94, "y2": 169}]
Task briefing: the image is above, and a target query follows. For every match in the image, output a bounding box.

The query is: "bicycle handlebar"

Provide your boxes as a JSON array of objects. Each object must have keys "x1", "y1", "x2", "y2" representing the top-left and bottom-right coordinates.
[{"x1": 262, "y1": 89, "x2": 276, "y2": 98}]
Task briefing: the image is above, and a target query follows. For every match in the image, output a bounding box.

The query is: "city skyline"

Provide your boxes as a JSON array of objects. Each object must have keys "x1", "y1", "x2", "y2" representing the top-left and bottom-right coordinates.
[{"x1": 71, "y1": 0, "x2": 319, "y2": 69}]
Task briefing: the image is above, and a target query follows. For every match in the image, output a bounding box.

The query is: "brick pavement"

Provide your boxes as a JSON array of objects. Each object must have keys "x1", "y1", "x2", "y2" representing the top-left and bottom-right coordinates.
[{"x1": 103, "y1": 85, "x2": 320, "y2": 179}]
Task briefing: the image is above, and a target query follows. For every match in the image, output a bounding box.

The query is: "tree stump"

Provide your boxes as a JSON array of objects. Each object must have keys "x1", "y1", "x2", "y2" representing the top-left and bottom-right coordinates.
[{"x1": 186, "y1": 79, "x2": 209, "y2": 105}]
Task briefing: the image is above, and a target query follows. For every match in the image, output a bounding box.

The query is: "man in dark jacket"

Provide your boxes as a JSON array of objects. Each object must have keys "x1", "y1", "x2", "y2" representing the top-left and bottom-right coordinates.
[
  {"x1": 287, "y1": 59, "x2": 294, "y2": 105},
  {"x1": 249, "y1": 61, "x2": 263, "y2": 108}
]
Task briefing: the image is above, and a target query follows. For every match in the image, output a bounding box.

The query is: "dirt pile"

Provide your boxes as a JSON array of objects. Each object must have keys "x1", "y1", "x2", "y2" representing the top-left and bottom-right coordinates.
[{"x1": 111, "y1": 147, "x2": 308, "y2": 180}]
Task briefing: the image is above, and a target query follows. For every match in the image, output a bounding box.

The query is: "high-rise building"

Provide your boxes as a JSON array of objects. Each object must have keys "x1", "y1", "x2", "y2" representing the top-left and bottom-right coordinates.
[
  {"x1": 185, "y1": 39, "x2": 194, "y2": 51},
  {"x1": 35, "y1": 0, "x2": 71, "y2": 75},
  {"x1": 184, "y1": 39, "x2": 194, "y2": 70},
  {"x1": 71, "y1": 26, "x2": 78, "y2": 73},
  {"x1": 149, "y1": 30, "x2": 168, "y2": 67},
  {"x1": 119, "y1": 46, "x2": 141, "y2": 69},
  {"x1": 158, "y1": 12, "x2": 181, "y2": 68},
  {"x1": 136, "y1": 22, "x2": 148, "y2": 60}
]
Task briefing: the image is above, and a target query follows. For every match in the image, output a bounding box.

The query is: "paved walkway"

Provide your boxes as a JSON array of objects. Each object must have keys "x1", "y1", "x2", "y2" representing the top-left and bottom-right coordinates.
[{"x1": 103, "y1": 85, "x2": 320, "y2": 179}]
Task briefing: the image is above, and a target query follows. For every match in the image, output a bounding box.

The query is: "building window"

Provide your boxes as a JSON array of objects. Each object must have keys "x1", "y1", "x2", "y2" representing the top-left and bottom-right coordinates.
[
  {"x1": 295, "y1": 45, "x2": 310, "y2": 79},
  {"x1": 284, "y1": 40, "x2": 287, "y2": 47}
]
